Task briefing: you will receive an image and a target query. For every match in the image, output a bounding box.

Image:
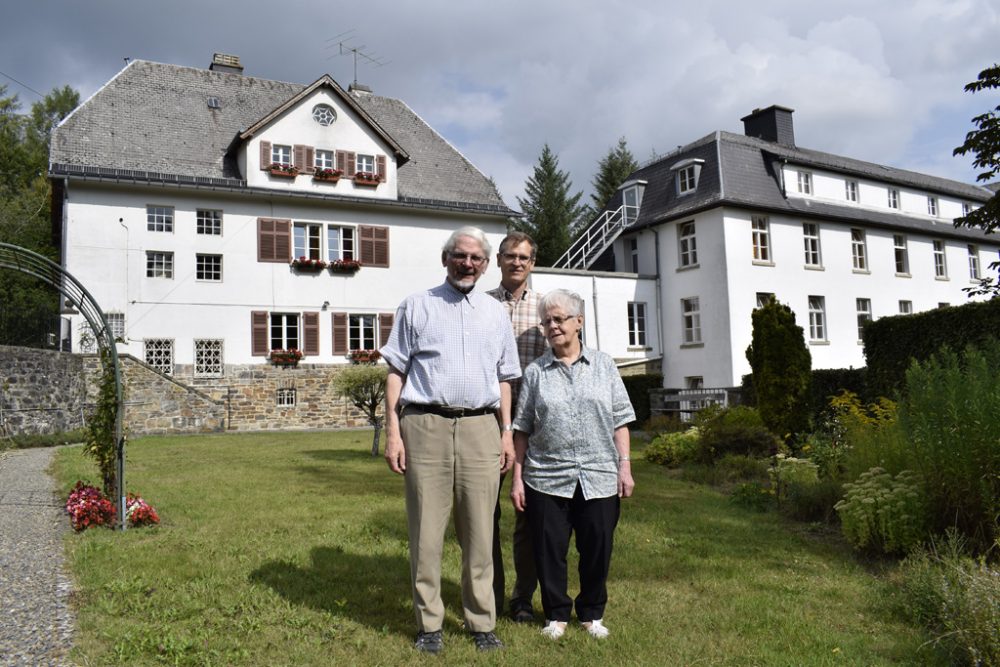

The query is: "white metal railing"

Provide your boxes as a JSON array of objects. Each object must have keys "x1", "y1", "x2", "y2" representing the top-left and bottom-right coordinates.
[
  {"x1": 553, "y1": 204, "x2": 627, "y2": 270},
  {"x1": 651, "y1": 387, "x2": 731, "y2": 422}
]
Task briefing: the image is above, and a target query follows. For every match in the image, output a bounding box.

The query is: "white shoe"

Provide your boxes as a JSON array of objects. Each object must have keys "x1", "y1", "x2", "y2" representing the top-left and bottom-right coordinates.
[
  {"x1": 541, "y1": 620, "x2": 567, "y2": 639},
  {"x1": 582, "y1": 619, "x2": 609, "y2": 638}
]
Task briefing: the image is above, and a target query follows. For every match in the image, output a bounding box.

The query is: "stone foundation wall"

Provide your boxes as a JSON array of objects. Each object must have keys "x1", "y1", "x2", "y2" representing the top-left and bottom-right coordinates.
[{"x1": 0, "y1": 345, "x2": 87, "y2": 435}]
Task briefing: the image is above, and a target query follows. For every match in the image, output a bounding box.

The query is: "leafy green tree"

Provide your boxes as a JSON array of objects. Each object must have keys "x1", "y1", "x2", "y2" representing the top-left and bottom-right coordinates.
[
  {"x1": 745, "y1": 300, "x2": 812, "y2": 443},
  {"x1": 589, "y1": 137, "x2": 639, "y2": 215},
  {"x1": 515, "y1": 144, "x2": 587, "y2": 266},
  {"x1": 953, "y1": 64, "x2": 1000, "y2": 297},
  {"x1": 333, "y1": 365, "x2": 388, "y2": 456}
]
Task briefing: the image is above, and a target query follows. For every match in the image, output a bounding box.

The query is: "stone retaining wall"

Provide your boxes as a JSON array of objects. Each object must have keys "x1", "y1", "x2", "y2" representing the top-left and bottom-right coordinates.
[{"x1": 0, "y1": 346, "x2": 87, "y2": 435}]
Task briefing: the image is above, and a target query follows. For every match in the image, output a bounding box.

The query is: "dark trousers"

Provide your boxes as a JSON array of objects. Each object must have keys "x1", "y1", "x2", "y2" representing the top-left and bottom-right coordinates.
[
  {"x1": 492, "y1": 472, "x2": 537, "y2": 615},
  {"x1": 525, "y1": 483, "x2": 619, "y2": 623}
]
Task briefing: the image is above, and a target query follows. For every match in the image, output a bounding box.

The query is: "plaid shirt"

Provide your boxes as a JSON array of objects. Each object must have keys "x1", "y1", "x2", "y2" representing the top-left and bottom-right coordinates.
[{"x1": 486, "y1": 285, "x2": 548, "y2": 411}]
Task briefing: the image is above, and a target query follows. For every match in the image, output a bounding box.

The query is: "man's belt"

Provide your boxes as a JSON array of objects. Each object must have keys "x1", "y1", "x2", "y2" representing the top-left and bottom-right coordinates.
[{"x1": 406, "y1": 404, "x2": 495, "y2": 418}]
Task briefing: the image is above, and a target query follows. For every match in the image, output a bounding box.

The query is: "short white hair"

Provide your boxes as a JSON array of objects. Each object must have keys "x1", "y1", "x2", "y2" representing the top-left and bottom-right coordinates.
[
  {"x1": 442, "y1": 226, "x2": 491, "y2": 256},
  {"x1": 538, "y1": 289, "x2": 584, "y2": 319}
]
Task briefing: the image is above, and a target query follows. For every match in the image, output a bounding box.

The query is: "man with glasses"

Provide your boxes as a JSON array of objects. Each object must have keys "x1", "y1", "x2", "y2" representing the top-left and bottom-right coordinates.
[
  {"x1": 486, "y1": 231, "x2": 547, "y2": 623},
  {"x1": 381, "y1": 226, "x2": 520, "y2": 655}
]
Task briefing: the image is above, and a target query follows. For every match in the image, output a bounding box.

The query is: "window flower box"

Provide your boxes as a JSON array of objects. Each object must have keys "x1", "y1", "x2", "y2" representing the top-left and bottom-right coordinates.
[
  {"x1": 353, "y1": 171, "x2": 381, "y2": 187},
  {"x1": 313, "y1": 168, "x2": 343, "y2": 183},
  {"x1": 291, "y1": 256, "x2": 327, "y2": 271},
  {"x1": 348, "y1": 349, "x2": 381, "y2": 365},
  {"x1": 329, "y1": 259, "x2": 362, "y2": 274},
  {"x1": 269, "y1": 348, "x2": 303, "y2": 367},
  {"x1": 269, "y1": 163, "x2": 299, "y2": 178}
]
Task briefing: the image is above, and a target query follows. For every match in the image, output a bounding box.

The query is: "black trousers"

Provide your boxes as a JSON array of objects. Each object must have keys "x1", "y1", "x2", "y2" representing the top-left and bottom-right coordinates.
[{"x1": 525, "y1": 483, "x2": 620, "y2": 623}]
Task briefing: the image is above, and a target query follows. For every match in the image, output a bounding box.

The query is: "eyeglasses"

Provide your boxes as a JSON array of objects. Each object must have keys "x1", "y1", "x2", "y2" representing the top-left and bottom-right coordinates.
[
  {"x1": 448, "y1": 252, "x2": 488, "y2": 265},
  {"x1": 501, "y1": 252, "x2": 534, "y2": 263},
  {"x1": 540, "y1": 315, "x2": 578, "y2": 327}
]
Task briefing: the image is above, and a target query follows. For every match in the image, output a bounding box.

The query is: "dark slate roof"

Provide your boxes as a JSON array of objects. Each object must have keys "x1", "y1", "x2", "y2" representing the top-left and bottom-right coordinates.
[
  {"x1": 49, "y1": 60, "x2": 512, "y2": 216},
  {"x1": 623, "y1": 130, "x2": 995, "y2": 242}
]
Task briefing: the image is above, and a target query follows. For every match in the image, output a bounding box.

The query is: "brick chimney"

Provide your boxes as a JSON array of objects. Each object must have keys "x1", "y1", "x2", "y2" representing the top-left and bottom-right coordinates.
[
  {"x1": 209, "y1": 53, "x2": 244, "y2": 75},
  {"x1": 741, "y1": 105, "x2": 795, "y2": 147}
]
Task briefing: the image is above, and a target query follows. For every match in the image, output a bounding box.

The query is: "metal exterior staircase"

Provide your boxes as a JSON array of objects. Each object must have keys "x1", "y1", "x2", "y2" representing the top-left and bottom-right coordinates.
[{"x1": 553, "y1": 204, "x2": 628, "y2": 270}]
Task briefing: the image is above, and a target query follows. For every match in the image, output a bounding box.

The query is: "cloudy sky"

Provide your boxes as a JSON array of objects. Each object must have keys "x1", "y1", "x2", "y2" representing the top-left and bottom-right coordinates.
[{"x1": 2, "y1": 0, "x2": 998, "y2": 209}]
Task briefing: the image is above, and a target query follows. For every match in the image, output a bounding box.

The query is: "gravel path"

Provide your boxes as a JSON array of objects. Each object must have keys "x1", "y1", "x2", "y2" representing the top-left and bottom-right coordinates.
[{"x1": 0, "y1": 447, "x2": 76, "y2": 666}]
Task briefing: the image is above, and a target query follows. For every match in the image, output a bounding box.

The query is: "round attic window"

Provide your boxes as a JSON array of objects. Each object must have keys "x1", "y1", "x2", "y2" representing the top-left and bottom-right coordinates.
[{"x1": 312, "y1": 104, "x2": 336, "y2": 126}]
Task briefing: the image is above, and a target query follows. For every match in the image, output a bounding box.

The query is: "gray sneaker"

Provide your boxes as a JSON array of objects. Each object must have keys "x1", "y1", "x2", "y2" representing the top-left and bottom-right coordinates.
[
  {"x1": 471, "y1": 630, "x2": 504, "y2": 652},
  {"x1": 414, "y1": 630, "x2": 443, "y2": 654}
]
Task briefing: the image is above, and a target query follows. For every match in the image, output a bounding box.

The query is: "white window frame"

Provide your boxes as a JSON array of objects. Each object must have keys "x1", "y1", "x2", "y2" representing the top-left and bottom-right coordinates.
[
  {"x1": 845, "y1": 180, "x2": 858, "y2": 202},
  {"x1": 315, "y1": 149, "x2": 335, "y2": 170},
  {"x1": 808, "y1": 296, "x2": 826, "y2": 342},
  {"x1": 270, "y1": 313, "x2": 300, "y2": 351},
  {"x1": 146, "y1": 205, "x2": 174, "y2": 233},
  {"x1": 888, "y1": 188, "x2": 900, "y2": 209},
  {"x1": 899, "y1": 300, "x2": 912, "y2": 315},
  {"x1": 356, "y1": 153, "x2": 375, "y2": 174},
  {"x1": 681, "y1": 297, "x2": 702, "y2": 345},
  {"x1": 276, "y1": 388, "x2": 297, "y2": 407},
  {"x1": 627, "y1": 302, "x2": 646, "y2": 347},
  {"x1": 751, "y1": 216, "x2": 771, "y2": 263},
  {"x1": 196, "y1": 254, "x2": 223, "y2": 282},
  {"x1": 968, "y1": 244, "x2": 981, "y2": 280},
  {"x1": 144, "y1": 338, "x2": 174, "y2": 375},
  {"x1": 348, "y1": 314, "x2": 377, "y2": 350},
  {"x1": 797, "y1": 171, "x2": 812, "y2": 194},
  {"x1": 856, "y1": 298, "x2": 872, "y2": 342},
  {"x1": 755, "y1": 292, "x2": 774, "y2": 309},
  {"x1": 803, "y1": 222, "x2": 822, "y2": 267},
  {"x1": 933, "y1": 240, "x2": 948, "y2": 278},
  {"x1": 962, "y1": 202, "x2": 973, "y2": 216},
  {"x1": 293, "y1": 223, "x2": 322, "y2": 260},
  {"x1": 851, "y1": 228, "x2": 868, "y2": 271},
  {"x1": 927, "y1": 196, "x2": 938, "y2": 217},
  {"x1": 627, "y1": 237, "x2": 639, "y2": 273},
  {"x1": 145, "y1": 251, "x2": 173, "y2": 278},
  {"x1": 623, "y1": 185, "x2": 641, "y2": 225},
  {"x1": 893, "y1": 234, "x2": 909, "y2": 275},
  {"x1": 678, "y1": 165, "x2": 697, "y2": 194},
  {"x1": 196, "y1": 209, "x2": 222, "y2": 235},
  {"x1": 194, "y1": 339, "x2": 224, "y2": 378},
  {"x1": 271, "y1": 144, "x2": 292, "y2": 167},
  {"x1": 678, "y1": 221, "x2": 698, "y2": 268},
  {"x1": 327, "y1": 225, "x2": 356, "y2": 262},
  {"x1": 107, "y1": 312, "x2": 125, "y2": 340}
]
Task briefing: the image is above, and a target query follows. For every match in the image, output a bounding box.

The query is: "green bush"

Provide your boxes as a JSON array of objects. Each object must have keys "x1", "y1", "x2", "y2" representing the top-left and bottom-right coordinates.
[
  {"x1": 716, "y1": 453, "x2": 770, "y2": 482},
  {"x1": 898, "y1": 533, "x2": 1000, "y2": 666},
  {"x1": 621, "y1": 373, "x2": 663, "y2": 426},
  {"x1": 780, "y1": 477, "x2": 843, "y2": 523},
  {"x1": 640, "y1": 413, "x2": 684, "y2": 436},
  {"x1": 644, "y1": 428, "x2": 699, "y2": 467},
  {"x1": 770, "y1": 455, "x2": 818, "y2": 500},
  {"x1": 800, "y1": 433, "x2": 848, "y2": 482},
  {"x1": 730, "y1": 481, "x2": 773, "y2": 512},
  {"x1": 834, "y1": 467, "x2": 926, "y2": 555},
  {"x1": 694, "y1": 405, "x2": 782, "y2": 464},
  {"x1": 3, "y1": 428, "x2": 88, "y2": 449}
]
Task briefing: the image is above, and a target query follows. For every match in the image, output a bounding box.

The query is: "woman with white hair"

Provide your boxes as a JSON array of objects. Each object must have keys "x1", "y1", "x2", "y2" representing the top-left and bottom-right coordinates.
[{"x1": 510, "y1": 288, "x2": 635, "y2": 640}]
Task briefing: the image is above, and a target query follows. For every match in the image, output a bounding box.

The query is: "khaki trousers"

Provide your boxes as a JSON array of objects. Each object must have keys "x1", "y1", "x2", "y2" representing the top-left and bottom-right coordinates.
[{"x1": 401, "y1": 409, "x2": 501, "y2": 632}]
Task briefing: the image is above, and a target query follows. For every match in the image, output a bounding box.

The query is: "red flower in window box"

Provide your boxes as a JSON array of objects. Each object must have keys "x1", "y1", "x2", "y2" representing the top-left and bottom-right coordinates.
[
  {"x1": 269, "y1": 163, "x2": 299, "y2": 178},
  {"x1": 348, "y1": 349, "x2": 381, "y2": 365},
  {"x1": 313, "y1": 168, "x2": 343, "y2": 183},
  {"x1": 353, "y1": 171, "x2": 381, "y2": 186},
  {"x1": 291, "y1": 256, "x2": 328, "y2": 271},
  {"x1": 269, "y1": 348, "x2": 303, "y2": 366},
  {"x1": 329, "y1": 259, "x2": 362, "y2": 274}
]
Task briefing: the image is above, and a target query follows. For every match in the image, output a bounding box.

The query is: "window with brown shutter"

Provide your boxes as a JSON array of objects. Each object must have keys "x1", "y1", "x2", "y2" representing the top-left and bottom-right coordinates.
[
  {"x1": 378, "y1": 312, "x2": 394, "y2": 346},
  {"x1": 251, "y1": 311, "x2": 269, "y2": 356},
  {"x1": 376, "y1": 155, "x2": 387, "y2": 182},
  {"x1": 258, "y1": 218, "x2": 291, "y2": 263},
  {"x1": 332, "y1": 312, "x2": 348, "y2": 355},
  {"x1": 358, "y1": 225, "x2": 389, "y2": 268},
  {"x1": 303, "y1": 312, "x2": 320, "y2": 356},
  {"x1": 336, "y1": 150, "x2": 359, "y2": 177},
  {"x1": 293, "y1": 145, "x2": 307, "y2": 172},
  {"x1": 260, "y1": 141, "x2": 272, "y2": 170}
]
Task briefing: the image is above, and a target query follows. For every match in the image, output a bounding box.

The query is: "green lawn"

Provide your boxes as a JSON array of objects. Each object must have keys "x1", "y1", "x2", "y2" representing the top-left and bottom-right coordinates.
[{"x1": 53, "y1": 431, "x2": 946, "y2": 666}]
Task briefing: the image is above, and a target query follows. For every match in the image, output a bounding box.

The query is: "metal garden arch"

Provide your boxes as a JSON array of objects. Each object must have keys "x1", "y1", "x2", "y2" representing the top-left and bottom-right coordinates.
[{"x1": 0, "y1": 242, "x2": 128, "y2": 530}]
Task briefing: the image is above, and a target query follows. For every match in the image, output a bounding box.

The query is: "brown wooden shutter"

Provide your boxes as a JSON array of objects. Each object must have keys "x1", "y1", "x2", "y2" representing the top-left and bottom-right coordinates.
[
  {"x1": 251, "y1": 311, "x2": 269, "y2": 356},
  {"x1": 336, "y1": 151, "x2": 347, "y2": 174},
  {"x1": 359, "y1": 225, "x2": 389, "y2": 268},
  {"x1": 293, "y1": 145, "x2": 307, "y2": 172},
  {"x1": 332, "y1": 313, "x2": 348, "y2": 355},
  {"x1": 258, "y1": 218, "x2": 291, "y2": 262},
  {"x1": 378, "y1": 312, "x2": 394, "y2": 347},
  {"x1": 376, "y1": 155, "x2": 387, "y2": 182},
  {"x1": 304, "y1": 146, "x2": 315, "y2": 174},
  {"x1": 347, "y1": 152, "x2": 356, "y2": 176},
  {"x1": 303, "y1": 311, "x2": 320, "y2": 356},
  {"x1": 260, "y1": 141, "x2": 271, "y2": 170}
]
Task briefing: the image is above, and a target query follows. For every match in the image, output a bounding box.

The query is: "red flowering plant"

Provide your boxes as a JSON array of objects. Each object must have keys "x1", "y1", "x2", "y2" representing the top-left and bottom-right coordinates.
[
  {"x1": 65, "y1": 480, "x2": 116, "y2": 531},
  {"x1": 329, "y1": 258, "x2": 362, "y2": 273},
  {"x1": 125, "y1": 493, "x2": 160, "y2": 527},
  {"x1": 313, "y1": 167, "x2": 343, "y2": 181},
  {"x1": 353, "y1": 171, "x2": 380, "y2": 184},
  {"x1": 348, "y1": 349, "x2": 381, "y2": 364},
  {"x1": 291, "y1": 256, "x2": 327, "y2": 270},
  {"x1": 269, "y1": 162, "x2": 299, "y2": 176},
  {"x1": 269, "y1": 348, "x2": 303, "y2": 366}
]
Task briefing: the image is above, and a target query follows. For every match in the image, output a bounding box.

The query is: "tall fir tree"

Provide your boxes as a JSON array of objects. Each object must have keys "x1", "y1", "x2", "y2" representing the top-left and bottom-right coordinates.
[
  {"x1": 515, "y1": 144, "x2": 587, "y2": 266},
  {"x1": 589, "y1": 137, "x2": 639, "y2": 216}
]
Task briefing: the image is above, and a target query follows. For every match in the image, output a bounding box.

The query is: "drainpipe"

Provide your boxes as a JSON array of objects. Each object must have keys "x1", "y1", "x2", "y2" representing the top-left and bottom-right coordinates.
[
  {"x1": 591, "y1": 275, "x2": 600, "y2": 350},
  {"x1": 652, "y1": 228, "x2": 663, "y2": 379}
]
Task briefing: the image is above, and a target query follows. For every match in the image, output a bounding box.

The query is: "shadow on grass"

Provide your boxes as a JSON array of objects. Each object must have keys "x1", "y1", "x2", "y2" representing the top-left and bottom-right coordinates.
[{"x1": 301, "y1": 448, "x2": 381, "y2": 462}]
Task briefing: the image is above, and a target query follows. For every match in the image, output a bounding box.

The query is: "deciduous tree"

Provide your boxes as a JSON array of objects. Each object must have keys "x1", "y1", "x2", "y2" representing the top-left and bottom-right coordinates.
[{"x1": 333, "y1": 365, "x2": 388, "y2": 456}]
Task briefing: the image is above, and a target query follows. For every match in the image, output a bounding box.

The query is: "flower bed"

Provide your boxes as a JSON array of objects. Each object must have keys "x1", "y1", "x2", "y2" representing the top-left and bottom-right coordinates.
[
  {"x1": 65, "y1": 481, "x2": 116, "y2": 531},
  {"x1": 270, "y1": 348, "x2": 303, "y2": 366},
  {"x1": 125, "y1": 493, "x2": 160, "y2": 527},
  {"x1": 329, "y1": 259, "x2": 362, "y2": 274}
]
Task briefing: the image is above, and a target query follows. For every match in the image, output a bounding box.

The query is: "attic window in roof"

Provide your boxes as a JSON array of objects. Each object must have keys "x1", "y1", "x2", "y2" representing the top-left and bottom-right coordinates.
[
  {"x1": 669, "y1": 158, "x2": 704, "y2": 196},
  {"x1": 312, "y1": 104, "x2": 336, "y2": 126},
  {"x1": 207, "y1": 97, "x2": 221, "y2": 110}
]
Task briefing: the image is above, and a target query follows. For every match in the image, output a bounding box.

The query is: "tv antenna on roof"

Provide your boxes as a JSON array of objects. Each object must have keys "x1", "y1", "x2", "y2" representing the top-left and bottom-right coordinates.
[{"x1": 326, "y1": 29, "x2": 389, "y2": 87}]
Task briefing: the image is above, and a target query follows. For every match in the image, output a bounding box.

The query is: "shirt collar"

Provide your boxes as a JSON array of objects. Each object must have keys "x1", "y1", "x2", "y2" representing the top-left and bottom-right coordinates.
[{"x1": 540, "y1": 345, "x2": 592, "y2": 368}]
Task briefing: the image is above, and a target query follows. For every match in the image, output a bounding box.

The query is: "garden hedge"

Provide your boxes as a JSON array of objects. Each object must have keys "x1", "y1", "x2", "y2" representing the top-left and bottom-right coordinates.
[{"x1": 621, "y1": 373, "x2": 663, "y2": 425}]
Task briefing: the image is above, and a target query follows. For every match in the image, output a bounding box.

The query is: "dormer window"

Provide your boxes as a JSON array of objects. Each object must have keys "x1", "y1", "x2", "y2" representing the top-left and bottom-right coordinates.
[
  {"x1": 797, "y1": 171, "x2": 812, "y2": 194},
  {"x1": 312, "y1": 104, "x2": 336, "y2": 126},
  {"x1": 271, "y1": 144, "x2": 292, "y2": 167},
  {"x1": 927, "y1": 196, "x2": 938, "y2": 216},
  {"x1": 670, "y1": 158, "x2": 704, "y2": 196},
  {"x1": 620, "y1": 181, "x2": 646, "y2": 225}
]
